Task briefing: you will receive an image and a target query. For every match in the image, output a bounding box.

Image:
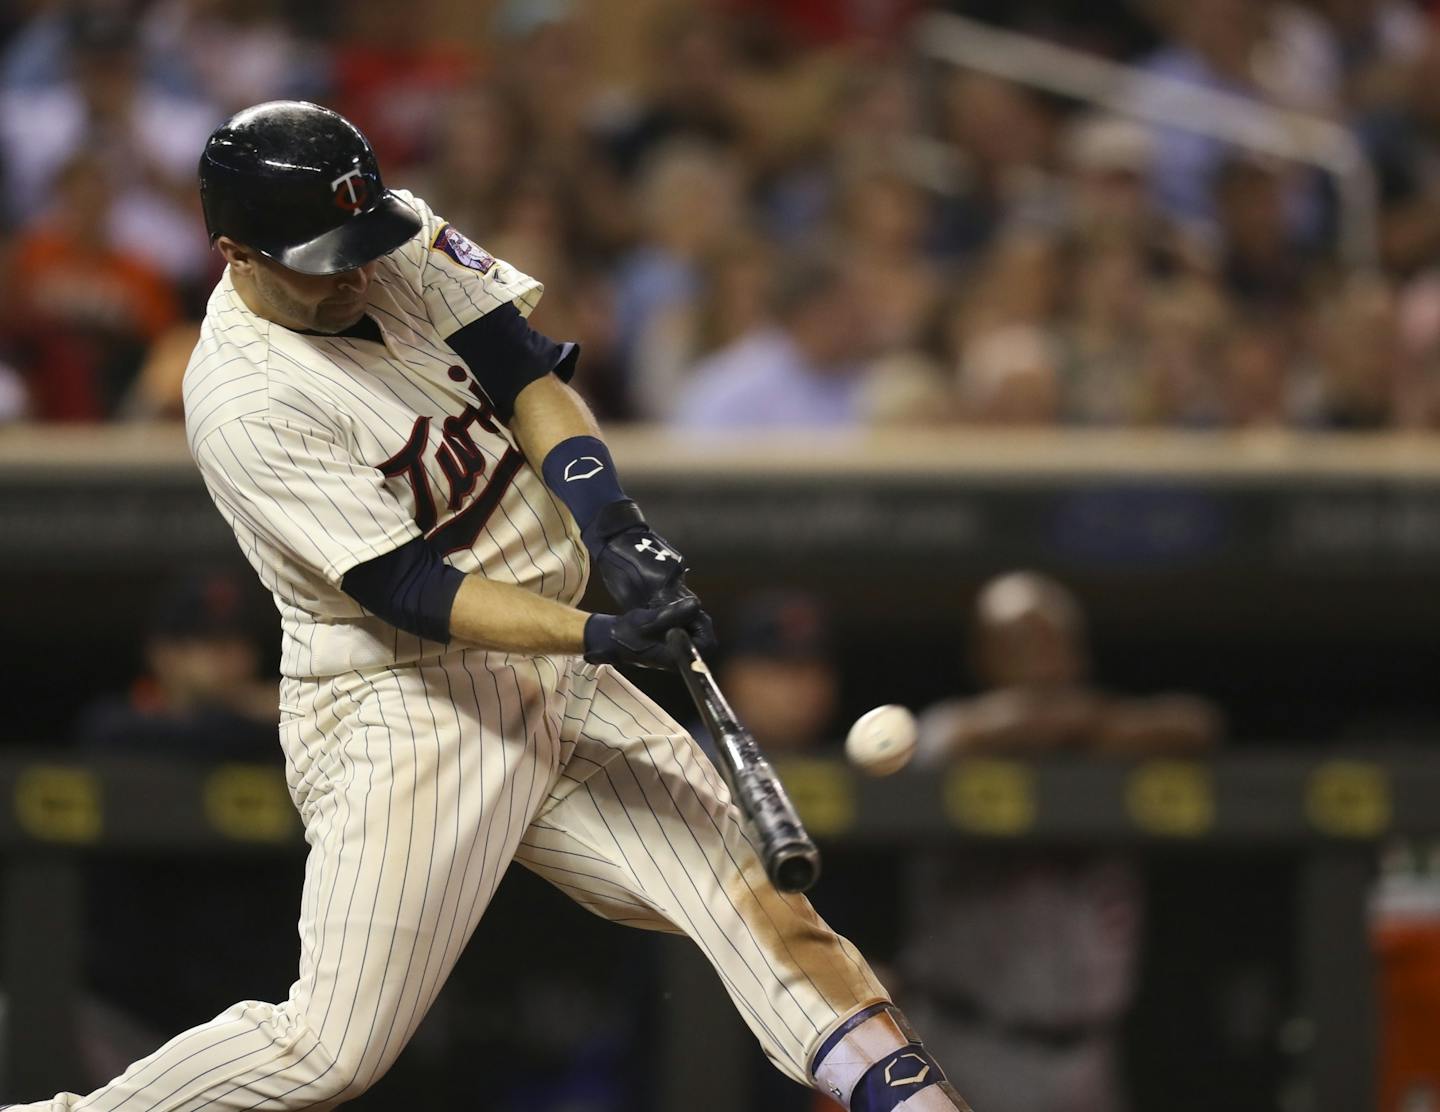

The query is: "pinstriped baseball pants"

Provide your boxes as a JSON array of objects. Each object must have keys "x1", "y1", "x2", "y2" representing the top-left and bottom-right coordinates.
[{"x1": 16, "y1": 652, "x2": 887, "y2": 1111}]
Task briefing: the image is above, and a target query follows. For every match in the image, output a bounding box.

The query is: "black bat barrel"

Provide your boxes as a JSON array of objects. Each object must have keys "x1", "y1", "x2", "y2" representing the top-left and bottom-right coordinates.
[{"x1": 667, "y1": 629, "x2": 822, "y2": 893}]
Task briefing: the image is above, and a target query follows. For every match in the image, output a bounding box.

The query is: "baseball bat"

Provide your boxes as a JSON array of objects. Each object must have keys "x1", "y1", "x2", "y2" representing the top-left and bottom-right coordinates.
[{"x1": 666, "y1": 628, "x2": 822, "y2": 894}]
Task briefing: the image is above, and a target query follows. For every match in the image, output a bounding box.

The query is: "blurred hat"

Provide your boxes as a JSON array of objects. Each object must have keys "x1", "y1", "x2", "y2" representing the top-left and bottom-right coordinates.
[
  {"x1": 149, "y1": 572, "x2": 252, "y2": 640},
  {"x1": 727, "y1": 592, "x2": 833, "y2": 660},
  {"x1": 1063, "y1": 114, "x2": 1152, "y2": 174}
]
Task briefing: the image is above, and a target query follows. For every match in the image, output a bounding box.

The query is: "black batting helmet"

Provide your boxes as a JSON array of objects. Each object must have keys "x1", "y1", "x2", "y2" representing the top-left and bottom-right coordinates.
[{"x1": 199, "y1": 101, "x2": 422, "y2": 276}]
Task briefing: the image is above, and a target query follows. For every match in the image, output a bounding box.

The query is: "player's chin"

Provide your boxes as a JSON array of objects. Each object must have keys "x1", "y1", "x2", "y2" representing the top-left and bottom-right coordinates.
[{"x1": 314, "y1": 302, "x2": 366, "y2": 332}]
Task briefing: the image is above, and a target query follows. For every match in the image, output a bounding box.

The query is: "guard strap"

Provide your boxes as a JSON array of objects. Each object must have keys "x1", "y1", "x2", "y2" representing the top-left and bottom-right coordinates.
[
  {"x1": 852, "y1": 1046, "x2": 946, "y2": 1112},
  {"x1": 811, "y1": 1003, "x2": 969, "y2": 1111}
]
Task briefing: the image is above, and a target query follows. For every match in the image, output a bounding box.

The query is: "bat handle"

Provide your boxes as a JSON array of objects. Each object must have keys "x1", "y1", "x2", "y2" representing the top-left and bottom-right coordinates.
[{"x1": 666, "y1": 626, "x2": 695, "y2": 663}]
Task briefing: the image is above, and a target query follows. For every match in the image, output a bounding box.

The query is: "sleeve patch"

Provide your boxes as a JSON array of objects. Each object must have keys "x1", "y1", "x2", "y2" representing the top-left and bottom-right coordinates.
[{"x1": 431, "y1": 224, "x2": 496, "y2": 273}]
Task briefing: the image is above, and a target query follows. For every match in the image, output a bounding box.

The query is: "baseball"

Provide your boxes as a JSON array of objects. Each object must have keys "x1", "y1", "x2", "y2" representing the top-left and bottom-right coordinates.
[{"x1": 845, "y1": 704, "x2": 918, "y2": 776}]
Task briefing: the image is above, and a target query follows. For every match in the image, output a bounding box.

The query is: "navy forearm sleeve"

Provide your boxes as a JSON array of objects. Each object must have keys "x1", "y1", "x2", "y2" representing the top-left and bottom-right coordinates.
[
  {"x1": 541, "y1": 435, "x2": 630, "y2": 538},
  {"x1": 446, "y1": 302, "x2": 579, "y2": 422},
  {"x1": 341, "y1": 535, "x2": 466, "y2": 643}
]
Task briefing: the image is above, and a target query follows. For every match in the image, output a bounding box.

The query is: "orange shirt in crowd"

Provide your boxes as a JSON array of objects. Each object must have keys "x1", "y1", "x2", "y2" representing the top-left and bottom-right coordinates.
[{"x1": 6, "y1": 227, "x2": 180, "y2": 420}]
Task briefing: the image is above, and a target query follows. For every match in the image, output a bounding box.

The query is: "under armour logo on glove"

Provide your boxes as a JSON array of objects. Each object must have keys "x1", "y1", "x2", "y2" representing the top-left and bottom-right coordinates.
[{"x1": 634, "y1": 538, "x2": 679, "y2": 562}]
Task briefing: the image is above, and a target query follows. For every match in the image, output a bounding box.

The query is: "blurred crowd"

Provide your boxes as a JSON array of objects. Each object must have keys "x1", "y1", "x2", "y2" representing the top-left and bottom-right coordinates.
[{"x1": 6, "y1": 0, "x2": 1440, "y2": 430}]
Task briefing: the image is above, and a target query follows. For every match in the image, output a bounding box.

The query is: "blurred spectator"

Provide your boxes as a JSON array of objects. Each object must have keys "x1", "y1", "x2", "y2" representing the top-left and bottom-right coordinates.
[
  {"x1": 614, "y1": 140, "x2": 746, "y2": 367},
  {"x1": 958, "y1": 325, "x2": 1064, "y2": 426},
  {"x1": 327, "y1": 0, "x2": 474, "y2": 173},
  {"x1": 600, "y1": 7, "x2": 744, "y2": 180},
  {"x1": 2, "y1": 0, "x2": 194, "y2": 94},
  {"x1": 1139, "y1": 275, "x2": 1233, "y2": 425},
  {"x1": 933, "y1": 73, "x2": 1060, "y2": 258},
  {"x1": 75, "y1": 570, "x2": 277, "y2": 753},
  {"x1": 1285, "y1": 0, "x2": 1429, "y2": 113},
  {"x1": 1061, "y1": 115, "x2": 1173, "y2": 259},
  {"x1": 488, "y1": 0, "x2": 634, "y2": 256},
  {"x1": 759, "y1": 59, "x2": 927, "y2": 247},
  {"x1": 74, "y1": 571, "x2": 296, "y2": 1087},
  {"x1": 838, "y1": 172, "x2": 941, "y2": 353},
  {"x1": 4, "y1": 153, "x2": 181, "y2": 420},
  {"x1": 1363, "y1": 29, "x2": 1440, "y2": 275},
  {"x1": 1136, "y1": 0, "x2": 1328, "y2": 242},
  {"x1": 1213, "y1": 155, "x2": 1317, "y2": 315},
  {"x1": 1215, "y1": 315, "x2": 1296, "y2": 428},
  {"x1": 141, "y1": 0, "x2": 325, "y2": 112},
  {"x1": 856, "y1": 350, "x2": 955, "y2": 426},
  {"x1": 957, "y1": 230, "x2": 1069, "y2": 342},
  {"x1": 632, "y1": 236, "x2": 773, "y2": 420},
  {"x1": 413, "y1": 84, "x2": 525, "y2": 244},
  {"x1": 120, "y1": 321, "x2": 201, "y2": 420},
  {"x1": 902, "y1": 572, "x2": 1221, "y2": 1112},
  {"x1": 715, "y1": 591, "x2": 840, "y2": 754},
  {"x1": 952, "y1": 231, "x2": 1069, "y2": 424},
  {"x1": 672, "y1": 248, "x2": 871, "y2": 429},
  {"x1": 1060, "y1": 242, "x2": 1150, "y2": 425},
  {"x1": 0, "y1": 4, "x2": 218, "y2": 283},
  {"x1": 1304, "y1": 275, "x2": 1408, "y2": 428}
]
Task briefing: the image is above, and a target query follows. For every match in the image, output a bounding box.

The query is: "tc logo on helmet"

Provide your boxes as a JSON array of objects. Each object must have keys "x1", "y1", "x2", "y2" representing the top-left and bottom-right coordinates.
[{"x1": 331, "y1": 166, "x2": 370, "y2": 213}]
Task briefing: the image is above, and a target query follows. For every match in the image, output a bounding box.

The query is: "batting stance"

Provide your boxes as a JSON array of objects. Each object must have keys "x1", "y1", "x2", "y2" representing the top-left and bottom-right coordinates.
[{"x1": 7, "y1": 102, "x2": 970, "y2": 1112}]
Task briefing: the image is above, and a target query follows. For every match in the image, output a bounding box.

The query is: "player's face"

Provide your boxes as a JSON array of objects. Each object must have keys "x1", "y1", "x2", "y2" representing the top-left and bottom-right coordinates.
[
  {"x1": 250, "y1": 255, "x2": 378, "y2": 333},
  {"x1": 219, "y1": 237, "x2": 377, "y2": 333}
]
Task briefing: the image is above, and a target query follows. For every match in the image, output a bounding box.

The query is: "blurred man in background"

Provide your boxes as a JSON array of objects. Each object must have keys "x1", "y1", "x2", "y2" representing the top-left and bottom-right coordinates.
[
  {"x1": 903, "y1": 571, "x2": 1221, "y2": 1112},
  {"x1": 5, "y1": 153, "x2": 180, "y2": 420},
  {"x1": 715, "y1": 591, "x2": 841, "y2": 755},
  {"x1": 0, "y1": 5, "x2": 218, "y2": 289},
  {"x1": 674, "y1": 249, "x2": 870, "y2": 429},
  {"x1": 76, "y1": 570, "x2": 277, "y2": 754}
]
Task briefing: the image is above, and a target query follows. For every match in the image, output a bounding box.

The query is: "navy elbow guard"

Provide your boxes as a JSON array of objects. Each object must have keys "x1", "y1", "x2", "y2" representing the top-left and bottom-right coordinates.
[
  {"x1": 341, "y1": 536, "x2": 466, "y2": 643},
  {"x1": 446, "y1": 302, "x2": 578, "y2": 422}
]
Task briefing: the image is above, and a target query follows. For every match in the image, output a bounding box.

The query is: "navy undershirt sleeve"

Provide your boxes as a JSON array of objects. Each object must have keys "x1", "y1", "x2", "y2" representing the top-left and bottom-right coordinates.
[
  {"x1": 341, "y1": 535, "x2": 466, "y2": 643},
  {"x1": 446, "y1": 302, "x2": 579, "y2": 422}
]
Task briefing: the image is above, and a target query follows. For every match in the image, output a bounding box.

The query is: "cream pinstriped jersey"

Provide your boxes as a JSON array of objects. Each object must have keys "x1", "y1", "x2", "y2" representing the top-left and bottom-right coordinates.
[{"x1": 183, "y1": 190, "x2": 588, "y2": 679}]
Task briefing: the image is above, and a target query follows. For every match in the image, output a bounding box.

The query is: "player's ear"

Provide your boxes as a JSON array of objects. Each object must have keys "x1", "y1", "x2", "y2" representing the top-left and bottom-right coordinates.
[{"x1": 215, "y1": 236, "x2": 255, "y2": 274}]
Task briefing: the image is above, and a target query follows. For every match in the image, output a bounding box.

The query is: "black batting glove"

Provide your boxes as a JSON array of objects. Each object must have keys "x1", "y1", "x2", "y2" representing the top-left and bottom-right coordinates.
[
  {"x1": 583, "y1": 499, "x2": 687, "y2": 611},
  {"x1": 648, "y1": 582, "x2": 719, "y2": 659},
  {"x1": 584, "y1": 596, "x2": 702, "y2": 669},
  {"x1": 578, "y1": 498, "x2": 720, "y2": 656},
  {"x1": 582, "y1": 499, "x2": 718, "y2": 657}
]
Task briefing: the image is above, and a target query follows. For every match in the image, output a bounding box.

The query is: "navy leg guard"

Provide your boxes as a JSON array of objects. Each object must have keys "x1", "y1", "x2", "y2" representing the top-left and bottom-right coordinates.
[{"x1": 811, "y1": 1003, "x2": 972, "y2": 1110}]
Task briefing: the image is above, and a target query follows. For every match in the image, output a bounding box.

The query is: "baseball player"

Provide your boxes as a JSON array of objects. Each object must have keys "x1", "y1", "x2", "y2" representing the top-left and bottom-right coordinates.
[{"x1": 6, "y1": 101, "x2": 971, "y2": 1112}]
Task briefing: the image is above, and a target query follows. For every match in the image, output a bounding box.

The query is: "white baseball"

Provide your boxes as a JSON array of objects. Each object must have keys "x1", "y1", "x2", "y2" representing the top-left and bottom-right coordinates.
[{"x1": 844, "y1": 704, "x2": 918, "y2": 777}]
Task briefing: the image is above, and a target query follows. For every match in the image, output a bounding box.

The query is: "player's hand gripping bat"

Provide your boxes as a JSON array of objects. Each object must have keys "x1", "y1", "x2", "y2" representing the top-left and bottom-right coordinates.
[{"x1": 667, "y1": 628, "x2": 821, "y2": 893}]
